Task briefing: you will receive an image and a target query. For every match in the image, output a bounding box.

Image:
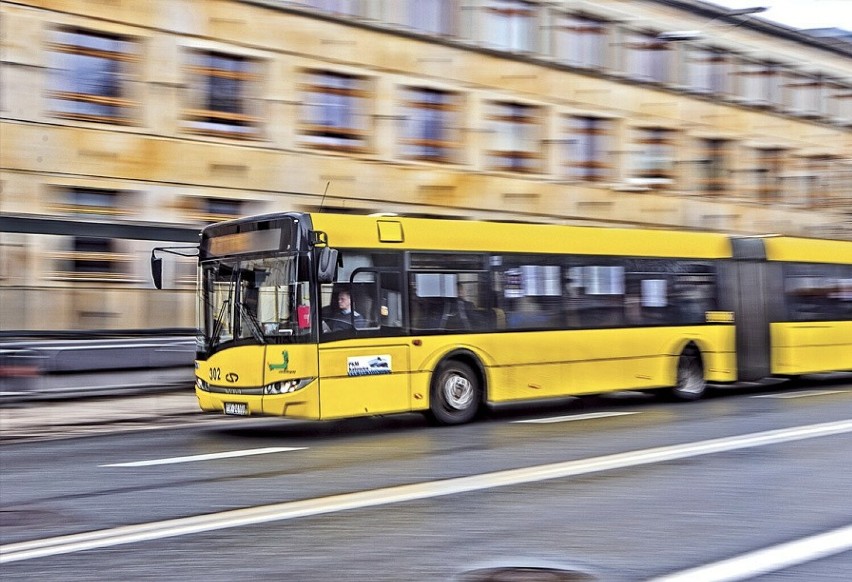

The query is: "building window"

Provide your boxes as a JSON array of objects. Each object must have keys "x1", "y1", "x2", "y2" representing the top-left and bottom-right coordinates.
[
  {"x1": 563, "y1": 116, "x2": 612, "y2": 182},
  {"x1": 834, "y1": 160, "x2": 852, "y2": 206},
  {"x1": 400, "y1": 87, "x2": 461, "y2": 163},
  {"x1": 487, "y1": 101, "x2": 542, "y2": 173},
  {"x1": 300, "y1": 70, "x2": 370, "y2": 152},
  {"x1": 785, "y1": 155, "x2": 839, "y2": 208},
  {"x1": 298, "y1": 0, "x2": 360, "y2": 17},
  {"x1": 737, "y1": 60, "x2": 783, "y2": 106},
  {"x1": 686, "y1": 47, "x2": 730, "y2": 94},
  {"x1": 480, "y1": 0, "x2": 537, "y2": 53},
  {"x1": 51, "y1": 188, "x2": 131, "y2": 280},
  {"x1": 181, "y1": 196, "x2": 244, "y2": 224},
  {"x1": 181, "y1": 196, "x2": 245, "y2": 224},
  {"x1": 69, "y1": 237, "x2": 117, "y2": 274},
  {"x1": 631, "y1": 128, "x2": 676, "y2": 187},
  {"x1": 47, "y1": 29, "x2": 138, "y2": 124},
  {"x1": 784, "y1": 71, "x2": 822, "y2": 117},
  {"x1": 552, "y1": 13, "x2": 607, "y2": 70},
  {"x1": 824, "y1": 81, "x2": 851, "y2": 122},
  {"x1": 50, "y1": 187, "x2": 127, "y2": 217},
  {"x1": 750, "y1": 148, "x2": 786, "y2": 203},
  {"x1": 625, "y1": 31, "x2": 672, "y2": 84},
  {"x1": 184, "y1": 51, "x2": 260, "y2": 138},
  {"x1": 698, "y1": 139, "x2": 730, "y2": 194},
  {"x1": 388, "y1": 0, "x2": 456, "y2": 36}
]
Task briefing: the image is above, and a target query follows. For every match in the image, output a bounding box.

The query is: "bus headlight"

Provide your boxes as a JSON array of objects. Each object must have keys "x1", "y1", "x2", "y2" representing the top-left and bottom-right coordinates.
[
  {"x1": 263, "y1": 378, "x2": 314, "y2": 395},
  {"x1": 196, "y1": 378, "x2": 210, "y2": 392}
]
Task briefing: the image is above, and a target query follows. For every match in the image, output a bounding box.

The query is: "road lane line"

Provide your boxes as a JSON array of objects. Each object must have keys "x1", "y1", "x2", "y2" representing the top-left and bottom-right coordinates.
[
  {"x1": 512, "y1": 411, "x2": 640, "y2": 424},
  {"x1": 647, "y1": 523, "x2": 852, "y2": 582},
  {"x1": 750, "y1": 390, "x2": 846, "y2": 400},
  {"x1": 101, "y1": 447, "x2": 306, "y2": 467},
  {"x1": 3, "y1": 418, "x2": 852, "y2": 564}
]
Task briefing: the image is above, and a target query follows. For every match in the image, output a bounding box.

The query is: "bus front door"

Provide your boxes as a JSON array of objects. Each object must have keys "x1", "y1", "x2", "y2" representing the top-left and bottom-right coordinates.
[
  {"x1": 317, "y1": 344, "x2": 412, "y2": 419},
  {"x1": 317, "y1": 269, "x2": 411, "y2": 419}
]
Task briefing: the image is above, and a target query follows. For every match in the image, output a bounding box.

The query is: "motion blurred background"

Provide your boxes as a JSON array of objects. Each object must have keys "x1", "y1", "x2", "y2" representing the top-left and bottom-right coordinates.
[{"x1": 1, "y1": 0, "x2": 850, "y2": 334}]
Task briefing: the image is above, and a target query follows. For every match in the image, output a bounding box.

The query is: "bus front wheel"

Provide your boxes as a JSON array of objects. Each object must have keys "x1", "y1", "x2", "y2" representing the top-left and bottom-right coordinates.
[
  {"x1": 670, "y1": 346, "x2": 706, "y2": 401},
  {"x1": 428, "y1": 360, "x2": 481, "y2": 425}
]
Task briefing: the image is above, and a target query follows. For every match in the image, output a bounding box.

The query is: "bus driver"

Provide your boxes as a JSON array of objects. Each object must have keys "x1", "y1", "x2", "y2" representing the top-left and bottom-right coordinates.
[{"x1": 324, "y1": 289, "x2": 365, "y2": 332}]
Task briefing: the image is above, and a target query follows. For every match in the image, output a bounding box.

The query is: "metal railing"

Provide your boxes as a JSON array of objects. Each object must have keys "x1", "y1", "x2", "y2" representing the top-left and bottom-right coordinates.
[{"x1": 0, "y1": 334, "x2": 195, "y2": 402}]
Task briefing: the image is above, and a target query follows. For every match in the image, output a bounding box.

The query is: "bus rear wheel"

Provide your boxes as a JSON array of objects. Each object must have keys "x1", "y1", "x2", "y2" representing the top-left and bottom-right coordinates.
[
  {"x1": 670, "y1": 346, "x2": 706, "y2": 401},
  {"x1": 428, "y1": 360, "x2": 481, "y2": 425}
]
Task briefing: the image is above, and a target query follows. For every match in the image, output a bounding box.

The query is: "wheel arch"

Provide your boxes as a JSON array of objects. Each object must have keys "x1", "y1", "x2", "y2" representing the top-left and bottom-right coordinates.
[
  {"x1": 678, "y1": 339, "x2": 704, "y2": 361},
  {"x1": 662, "y1": 338, "x2": 706, "y2": 386}
]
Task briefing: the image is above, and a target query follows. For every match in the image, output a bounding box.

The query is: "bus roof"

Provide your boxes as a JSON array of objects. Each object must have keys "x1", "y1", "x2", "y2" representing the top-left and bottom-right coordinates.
[
  {"x1": 309, "y1": 213, "x2": 733, "y2": 259},
  {"x1": 764, "y1": 236, "x2": 852, "y2": 264}
]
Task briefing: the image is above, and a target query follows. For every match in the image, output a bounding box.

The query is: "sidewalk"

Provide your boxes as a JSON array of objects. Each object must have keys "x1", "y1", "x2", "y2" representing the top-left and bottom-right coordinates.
[{"x1": 0, "y1": 391, "x2": 201, "y2": 442}]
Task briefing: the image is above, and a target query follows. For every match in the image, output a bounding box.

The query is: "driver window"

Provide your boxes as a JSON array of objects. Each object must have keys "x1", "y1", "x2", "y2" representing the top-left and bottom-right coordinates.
[{"x1": 320, "y1": 251, "x2": 404, "y2": 337}]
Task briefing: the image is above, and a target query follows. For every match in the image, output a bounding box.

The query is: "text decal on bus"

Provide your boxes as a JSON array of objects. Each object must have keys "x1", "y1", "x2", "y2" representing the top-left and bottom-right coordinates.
[{"x1": 348, "y1": 355, "x2": 392, "y2": 377}]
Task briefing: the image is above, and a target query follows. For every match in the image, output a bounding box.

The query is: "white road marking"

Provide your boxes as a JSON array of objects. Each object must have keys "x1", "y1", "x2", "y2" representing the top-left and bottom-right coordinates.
[
  {"x1": 751, "y1": 390, "x2": 846, "y2": 400},
  {"x1": 3, "y1": 418, "x2": 852, "y2": 564},
  {"x1": 101, "y1": 447, "x2": 306, "y2": 467},
  {"x1": 512, "y1": 411, "x2": 640, "y2": 424},
  {"x1": 647, "y1": 523, "x2": 852, "y2": 582}
]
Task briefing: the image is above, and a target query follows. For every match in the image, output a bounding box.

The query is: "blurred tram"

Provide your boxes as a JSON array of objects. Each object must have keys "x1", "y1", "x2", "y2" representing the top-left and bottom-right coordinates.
[{"x1": 152, "y1": 212, "x2": 852, "y2": 425}]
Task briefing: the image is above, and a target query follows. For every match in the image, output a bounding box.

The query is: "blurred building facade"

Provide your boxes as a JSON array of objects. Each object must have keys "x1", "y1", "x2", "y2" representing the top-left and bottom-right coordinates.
[{"x1": 1, "y1": 0, "x2": 850, "y2": 332}]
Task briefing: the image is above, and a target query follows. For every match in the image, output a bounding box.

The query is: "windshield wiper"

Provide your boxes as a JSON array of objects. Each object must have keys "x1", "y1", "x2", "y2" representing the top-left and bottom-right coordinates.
[
  {"x1": 210, "y1": 298, "x2": 230, "y2": 349},
  {"x1": 210, "y1": 267, "x2": 238, "y2": 349},
  {"x1": 238, "y1": 301, "x2": 266, "y2": 343}
]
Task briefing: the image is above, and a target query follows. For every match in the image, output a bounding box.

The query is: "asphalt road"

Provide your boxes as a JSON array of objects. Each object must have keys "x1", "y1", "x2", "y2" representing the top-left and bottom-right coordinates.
[{"x1": 1, "y1": 379, "x2": 851, "y2": 581}]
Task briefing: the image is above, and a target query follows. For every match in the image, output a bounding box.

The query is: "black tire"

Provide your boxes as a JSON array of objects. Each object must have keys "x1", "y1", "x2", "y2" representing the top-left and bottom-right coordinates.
[
  {"x1": 670, "y1": 347, "x2": 706, "y2": 401},
  {"x1": 428, "y1": 360, "x2": 481, "y2": 425}
]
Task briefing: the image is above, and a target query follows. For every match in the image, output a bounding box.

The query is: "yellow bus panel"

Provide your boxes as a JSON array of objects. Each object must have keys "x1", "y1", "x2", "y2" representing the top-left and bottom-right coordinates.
[
  {"x1": 407, "y1": 325, "x2": 735, "y2": 405},
  {"x1": 770, "y1": 321, "x2": 852, "y2": 375},
  {"x1": 764, "y1": 237, "x2": 852, "y2": 264},
  {"x1": 310, "y1": 214, "x2": 733, "y2": 259}
]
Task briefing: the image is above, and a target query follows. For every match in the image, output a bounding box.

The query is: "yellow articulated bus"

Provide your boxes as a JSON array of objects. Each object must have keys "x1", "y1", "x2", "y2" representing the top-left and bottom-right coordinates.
[{"x1": 151, "y1": 212, "x2": 852, "y2": 425}]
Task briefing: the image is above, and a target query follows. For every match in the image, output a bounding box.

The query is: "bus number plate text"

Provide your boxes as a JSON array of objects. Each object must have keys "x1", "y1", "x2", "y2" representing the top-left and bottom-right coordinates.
[{"x1": 224, "y1": 402, "x2": 248, "y2": 416}]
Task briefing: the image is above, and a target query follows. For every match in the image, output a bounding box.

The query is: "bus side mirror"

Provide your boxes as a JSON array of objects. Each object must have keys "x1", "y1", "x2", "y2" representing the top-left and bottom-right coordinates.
[
  {"x1": 317, "y1": 247, "x2": 339, "y2": 284},
  {"x1": 149, "y1": 245, "x2": 198, "y2": 289},
  {"x1": 151, "y1": 253, "x2": 163, "y2": 289}
]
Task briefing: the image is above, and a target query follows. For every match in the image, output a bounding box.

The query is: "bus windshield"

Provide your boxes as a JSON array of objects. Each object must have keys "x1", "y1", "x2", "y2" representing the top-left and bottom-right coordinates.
[{"x1": 199, "y1": 253, "x2": 313, "y2": 353}]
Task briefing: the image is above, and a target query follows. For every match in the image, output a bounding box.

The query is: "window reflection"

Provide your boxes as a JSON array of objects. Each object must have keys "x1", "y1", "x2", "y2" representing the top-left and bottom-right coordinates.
[
  {"x1": 625, "y1": 31, "x2": 672, "y2": 84},
  {"x1": 481, "y1": 0, "x2": 537, "y2": 53},
  {"x1": 737, "y1": 59, "x2": 784, "y2": 106},
  {"x1": 487, "y1": 101, "x2": 542, "y2": 173},
  {"x1": 389, "y1": 0, "x2": 456, "y2": 36},
  {"x1": 48, "y1": 29, "x2": 137, "y2": 123},
  {"x1": 698, "y1": 139, "x2": 730, "y2": 195},
  {"x1": 300, "y1": 0, "x2": 359, "y2": 17},
  {"x1": 401, "y1": 87, "x2": 460, "y2": 162},
  {"x1": 632, "y1": 128, "x2": 676, "y2": 187},
  {"x1": 785, "y1": 264, "x2": 852, "y2": 321},
  {"x1": 553, "y1": 13, "x2": 607, "y2": 69},
  {"x1": 184, "y1": 51, "x2": 260, "y2": 137},
  {"x1": 301, "y1": 70, "x2": 370, "y2": 151},
  {"x1": 564, "y1": 116, "x2": 612, "y2": 182},
  {"x1": 686, "y1": 46, "x2": 730, "y2": 95}
]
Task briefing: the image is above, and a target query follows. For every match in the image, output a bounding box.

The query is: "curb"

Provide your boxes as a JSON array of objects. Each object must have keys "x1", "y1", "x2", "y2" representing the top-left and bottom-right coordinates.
[{"x1": 0, "y1": 390, "x2": 201, "y2": 442}]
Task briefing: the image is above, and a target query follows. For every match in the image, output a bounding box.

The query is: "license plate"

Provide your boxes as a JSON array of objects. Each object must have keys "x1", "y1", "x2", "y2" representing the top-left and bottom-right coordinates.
[{"x1": 224, "y1": 402, "x2": 248, "y2": 416}]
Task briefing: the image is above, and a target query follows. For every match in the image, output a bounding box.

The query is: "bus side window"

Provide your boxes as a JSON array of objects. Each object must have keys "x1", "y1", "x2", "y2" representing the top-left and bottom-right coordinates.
[{"x1": 410, "y1": 272, "x2": 492, "y2": 332}]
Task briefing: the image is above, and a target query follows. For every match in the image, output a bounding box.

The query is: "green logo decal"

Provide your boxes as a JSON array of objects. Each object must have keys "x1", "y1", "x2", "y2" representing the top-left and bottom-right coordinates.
[{"x1": 269, "y1": 350, "x2": 289, "y2": 371}]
